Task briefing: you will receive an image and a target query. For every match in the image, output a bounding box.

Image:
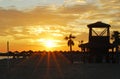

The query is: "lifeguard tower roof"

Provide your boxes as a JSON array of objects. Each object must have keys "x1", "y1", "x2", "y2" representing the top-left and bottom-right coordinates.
[{"x1": 87, "y1": 21, "x2": 111, "y2": 28}]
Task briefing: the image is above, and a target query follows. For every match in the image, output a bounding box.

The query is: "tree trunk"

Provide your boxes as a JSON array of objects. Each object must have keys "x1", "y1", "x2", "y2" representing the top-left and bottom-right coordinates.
[{"x1": 70, "y1": 44, "x2": 72, "y2": 52}]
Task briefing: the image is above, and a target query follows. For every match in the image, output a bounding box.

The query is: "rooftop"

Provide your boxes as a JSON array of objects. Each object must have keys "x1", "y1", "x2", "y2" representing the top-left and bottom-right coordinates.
[{"x1": 87, "y1": 21, "x2": 111, "y2": 28}]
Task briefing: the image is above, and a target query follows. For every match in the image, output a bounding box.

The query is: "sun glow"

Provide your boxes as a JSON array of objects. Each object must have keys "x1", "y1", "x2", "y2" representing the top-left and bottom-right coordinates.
[{"x1": 45, "y1": 40, "x2": 57, "y2": 48}]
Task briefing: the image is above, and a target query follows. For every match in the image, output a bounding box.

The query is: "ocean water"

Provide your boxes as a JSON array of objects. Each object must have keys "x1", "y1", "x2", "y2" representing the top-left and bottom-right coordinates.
[{"x1": 0, "y1": 56, "x2": 13, "y2": 60}]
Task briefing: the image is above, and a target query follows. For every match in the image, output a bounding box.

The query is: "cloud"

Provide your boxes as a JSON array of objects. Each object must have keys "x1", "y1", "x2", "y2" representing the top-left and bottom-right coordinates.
[
  {"x1": 59, "y1": 4, "x2": 97, "y2": 14},
  {"x1": 0, "y1": 0, "x2": 120, "y2": 51},
  {"x1": 64, "y1": 0, "x2": 87, "y2": 6}
]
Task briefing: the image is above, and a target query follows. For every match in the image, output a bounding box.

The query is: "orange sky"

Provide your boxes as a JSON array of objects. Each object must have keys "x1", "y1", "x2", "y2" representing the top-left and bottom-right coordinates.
[{"x1": 0, "y1": 0, "x2": 120, "y2": 52}]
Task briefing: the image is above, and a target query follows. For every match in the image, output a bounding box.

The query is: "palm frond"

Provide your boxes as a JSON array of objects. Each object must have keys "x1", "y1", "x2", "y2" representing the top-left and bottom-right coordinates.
[
  {"x1": 65, "y1": 36, "x2": 69, "y2": 40},
  {"x1": 71, "y1": 36, "x2": 76, "y2": 38},
  {"x1": 69, "y1": 34, "x2": 76, "y2": 39}
]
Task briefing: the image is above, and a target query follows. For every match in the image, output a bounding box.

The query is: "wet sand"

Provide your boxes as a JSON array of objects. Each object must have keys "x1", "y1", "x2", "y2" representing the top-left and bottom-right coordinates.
[{"x1": 0, "y1": 52, "x2": 120, "y2": 79}]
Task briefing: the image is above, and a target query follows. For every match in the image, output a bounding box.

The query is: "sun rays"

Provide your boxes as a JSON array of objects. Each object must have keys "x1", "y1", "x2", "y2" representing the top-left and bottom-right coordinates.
[{"x1": 33, "y1": 51, "x2": 65, "y2": 79}]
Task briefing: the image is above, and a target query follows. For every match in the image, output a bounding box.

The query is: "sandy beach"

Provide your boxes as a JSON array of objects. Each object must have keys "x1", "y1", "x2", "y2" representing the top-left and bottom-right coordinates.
[{"x1": 0, "y1": 52, "x2": 120, "y2": 79}]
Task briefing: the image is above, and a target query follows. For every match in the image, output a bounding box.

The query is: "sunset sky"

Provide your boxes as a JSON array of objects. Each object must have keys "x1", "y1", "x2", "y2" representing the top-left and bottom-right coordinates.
[{"x1": 0, "y1": 0, "x2": 120, "y2": 52}]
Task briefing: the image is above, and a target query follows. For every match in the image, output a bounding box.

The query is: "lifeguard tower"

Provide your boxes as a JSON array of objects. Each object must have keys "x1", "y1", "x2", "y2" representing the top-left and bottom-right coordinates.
[
  {"x1": 79, "y1": 21, "x2": 111, "y2": 62},
  {"x1": 88, "y1": 21, "x2": 110, "y2": 54}
]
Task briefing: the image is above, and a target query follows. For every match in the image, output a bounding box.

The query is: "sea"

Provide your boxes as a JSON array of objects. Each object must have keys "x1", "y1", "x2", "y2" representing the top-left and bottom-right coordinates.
[{"x1": 0, "y1": 56, "x2": 13, "y2": 60}]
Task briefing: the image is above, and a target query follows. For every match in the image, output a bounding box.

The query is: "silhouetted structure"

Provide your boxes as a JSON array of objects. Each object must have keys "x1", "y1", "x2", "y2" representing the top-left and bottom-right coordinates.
[
  {"x1": 88, "y1": 21, "x2": 110, "y2": 54},
  {"x1": 79, "y1": 21, "x2": 116, "y2": 62}
]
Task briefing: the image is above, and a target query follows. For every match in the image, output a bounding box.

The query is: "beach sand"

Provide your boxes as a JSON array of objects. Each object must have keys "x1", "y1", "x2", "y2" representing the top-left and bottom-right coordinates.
[{"x1": 0, "y1": 52, "x2": 120, "y2": 79}]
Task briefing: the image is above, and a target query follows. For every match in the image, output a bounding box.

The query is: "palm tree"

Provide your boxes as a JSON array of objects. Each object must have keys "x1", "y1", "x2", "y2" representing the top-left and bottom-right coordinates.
[
  {"x1": 65, "y1": 34, "x2": 76, "y2": 52},
  {"x1": 111, "y1": 31, "x2": 120, "y2": 52},
  {"x1": 111, "y1": 31, "x2": 120, "y2": 63}
]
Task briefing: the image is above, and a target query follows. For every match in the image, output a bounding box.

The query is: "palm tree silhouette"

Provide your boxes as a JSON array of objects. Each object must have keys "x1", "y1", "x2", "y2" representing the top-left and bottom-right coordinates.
[
  {"x1": 65, "y1": 34, "x2": 76, "y2": 52},
  {"x1": 111, "y1": 31, "x2": 120, "y2": 63},
  {"x1": 111, "y1": 31, "x2": 120, "y2": 52}
]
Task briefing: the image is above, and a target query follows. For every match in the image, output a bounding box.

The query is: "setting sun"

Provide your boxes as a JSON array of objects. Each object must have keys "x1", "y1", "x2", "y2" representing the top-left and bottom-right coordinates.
[{"x1": 45, "y1": 40, "x2": 57, "y2": 48}]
